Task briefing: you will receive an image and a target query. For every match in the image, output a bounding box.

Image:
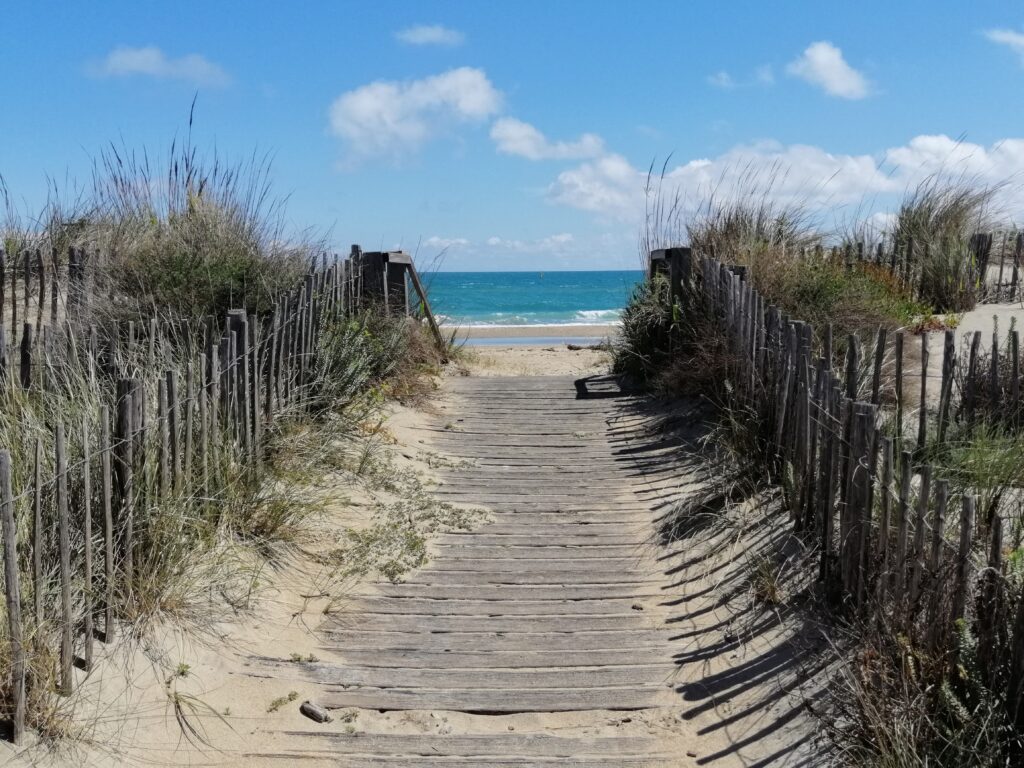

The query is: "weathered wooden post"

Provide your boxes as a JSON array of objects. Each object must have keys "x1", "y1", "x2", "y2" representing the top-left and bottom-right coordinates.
[
  {"x1": 55, "y1": 422, "x2": 73, "y2": 695},
  {"x1": 115, "y1": 379, "x2": 136, "y2": 582}
]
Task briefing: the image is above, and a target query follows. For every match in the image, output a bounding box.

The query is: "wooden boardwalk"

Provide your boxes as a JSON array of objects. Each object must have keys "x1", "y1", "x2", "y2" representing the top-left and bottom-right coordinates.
[{"x1": 277, "y1": 375, "x2": 693, "y2": 766}]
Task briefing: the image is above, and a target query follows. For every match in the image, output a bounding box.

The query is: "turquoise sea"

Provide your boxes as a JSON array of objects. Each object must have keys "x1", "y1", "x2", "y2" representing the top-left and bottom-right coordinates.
[{"x1": 424, "y1": 270, "x2": 643, "y2": 327}]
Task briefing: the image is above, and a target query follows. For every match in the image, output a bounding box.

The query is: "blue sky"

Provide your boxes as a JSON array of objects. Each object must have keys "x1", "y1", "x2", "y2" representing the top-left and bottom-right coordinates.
[{"x1": 2, "y1": 1, "x2": 1023, "y2": 270}]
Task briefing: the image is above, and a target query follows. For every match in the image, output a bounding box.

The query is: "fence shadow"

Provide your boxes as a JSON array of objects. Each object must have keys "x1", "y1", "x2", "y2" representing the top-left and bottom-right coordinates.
[{"x1": 606, "y1": 388, "x2": 834, "y2": 767}]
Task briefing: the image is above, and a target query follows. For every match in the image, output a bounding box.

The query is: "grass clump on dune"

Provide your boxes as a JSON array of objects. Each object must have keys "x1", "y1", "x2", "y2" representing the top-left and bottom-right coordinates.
[{"x1": 890, "y1": 174, "x2": 1002, "y2": 313}]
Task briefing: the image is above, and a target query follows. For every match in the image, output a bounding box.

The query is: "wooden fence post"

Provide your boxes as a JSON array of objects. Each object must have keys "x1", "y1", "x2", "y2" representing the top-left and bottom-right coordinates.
[
  {"x1": 870, "y1": 328, "x2": 886, "y2": 405},
  {"x1": 937, "y1": 330, "x2": 955, "y2": 444},
  {"x1": 893, "y1": 451, "x2": 913, "y2": 603},
  {"x1": 55, "y1": 422, "x2": 73, "y2": 695},
  {"x1": 950, "y1": 494, "x2": 975, "y2": 628},
  {"x1": 20, "y1": 323, "x2": 32, "y2": 389},
  {"x1": 166, "y1": 369, "x2": 180, "y2": 491},
  {"x1": 894, "y1": 332, "x2": 904, "y2": 440},
  {"x1": 115, "y1": 380, "x2": 135, "y2": 583},
  {"x1": 0, "y1": 449, "x2": 26, "y2": 744},
  {"x1": 33, "y1": 437, "x2": 43, "y2": 628},
  {"x1": 158, "y1": 377, "x2": 170, "y2": 497},
  {"x1": 100, "y1": 405, "x2": 114, "y2": 642},
  {"x1": 81, "y1": 418, "x2": 93, "y2": 670},
  {"x1": 978, "y1": 515, "x2": 1006, "y2": 687},
  {"x1": 909, "y1": 465, "x2": 932, "y2": 623},
  {"x1": 917, "y1": 333, "x2": 929, "y2": 450}
]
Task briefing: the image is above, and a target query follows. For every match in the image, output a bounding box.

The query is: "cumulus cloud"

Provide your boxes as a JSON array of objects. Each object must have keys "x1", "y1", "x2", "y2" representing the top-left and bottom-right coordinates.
[
  {"x1": 985, "y1": 28, "x2": 1024, "y2": 65},
  {"x1": 547, "y1": 154, "x2": 646, "y2": 218},
  {"x1": 90, "y1": 46, "x2": 230, "y2": 87},
  {"x1": 490, "y1": 118, "x2": 604, "y2": 160},
  {"x1": 329, "y1": 67, "x2": 502, "y2": 160},
  {"x1": 786, "y1": 41, "x2": 869, "y2": 99},
  {"x1": 546, "y1": 135, "x2": 1024, "y2": 221},
  {"x1": 395, "y1": 24, "x2": 464, "y2": 47}
]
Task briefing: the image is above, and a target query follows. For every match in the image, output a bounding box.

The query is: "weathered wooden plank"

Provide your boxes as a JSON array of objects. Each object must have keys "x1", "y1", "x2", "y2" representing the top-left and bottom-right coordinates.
[
  {"x1": 420, "y1": 557, "x2": 651, "y2": 572},
  {"x1": 431, "y1": 533, "x2": 644, "y2": 547},
  {"x1": 325, "y1": 647, "x2": 672, "y2": 669},
  {"x1": 441, "y1": 521, "x2": 651, "y2": 534},
  {"x1": 326, "y1": 613, "x2": 659, "y2": 633},
  {"x1": 325, "y1": 628, "x2": 671, "y2": 651},
  {"x1": 260, "y1": 659, "x2": 673, "y2": 689},
  {"x1": 429, "y1": 544, "x2": 648, "y2": 559},
  {"x1": 321, "y1": 685, "x2": 675, "y2": 712},
  {"x1": 391, "y1": 570, "x2": 662, "y2": 587},
  {"x1": 267, "y1": 732, "x2": 668, "y2": 759},
  {"x1": 253, "y1": 754, "x2": 675, "y2": 767},
  {"x1": 346, "y1": 597, "x2": 653, "y2": 615}
]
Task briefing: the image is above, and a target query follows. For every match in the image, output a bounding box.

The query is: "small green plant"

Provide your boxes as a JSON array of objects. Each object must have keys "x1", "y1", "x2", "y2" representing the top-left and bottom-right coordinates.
[
  {"x1": 746, "y1": 554, "x2": 784, "y2": 606},
  {"x1": 267, "y1": 691, "x2": 299, "y2": 713}
]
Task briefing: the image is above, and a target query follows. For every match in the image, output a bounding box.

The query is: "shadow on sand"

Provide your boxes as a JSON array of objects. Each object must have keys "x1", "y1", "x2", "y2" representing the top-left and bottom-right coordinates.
[{"x1": 586, "y1": 374, "x2": 835, "y2": 767}]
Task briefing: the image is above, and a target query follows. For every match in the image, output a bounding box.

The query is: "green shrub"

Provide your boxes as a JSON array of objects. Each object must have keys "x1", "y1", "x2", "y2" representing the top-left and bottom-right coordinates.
[{"x1": 612, "y1": 274, "x2": 674, "y2": 382}]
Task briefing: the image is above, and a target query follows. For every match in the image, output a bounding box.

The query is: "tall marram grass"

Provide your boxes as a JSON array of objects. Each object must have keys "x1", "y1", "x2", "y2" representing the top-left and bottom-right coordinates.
[
  {"x1": 0, "y1": 138, "x2": 441, "y2": 744},
  {"x1": 5, "y1": 133, "x2": 318, "y2": 321},
  {"x1": 890, "y1": 173, "x2": 1003, "y2": 312}
]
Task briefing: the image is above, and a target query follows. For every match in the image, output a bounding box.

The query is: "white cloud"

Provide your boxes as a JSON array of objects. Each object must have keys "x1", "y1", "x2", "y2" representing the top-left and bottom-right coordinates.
[
  {"x1": 395, "y1": 24, "x2": 464, "y2": 47},
  {"x1": 985, "y1": 28, "x2": 1024, "y2": 65},
  {"x1": 420, "y1": 233, "x2": 576, "y2": 254},
  {"x1": 90, "y1": 46, "x2": 230, "y2": 88},
  {"x1": 708, "y1": 66, "x2": 774, "y2": 90},
  {"x1": 329, "y1": 67, "x2": 502, "y2": 160},
  {"x1": 490, "y1": 118, "x2": 604, "y2": 160},
  {"x1": 546, "y1": 135, "x2": 1024, "y2": 222},
  {"x1": 786, "y1": 41, "x2": 869, "y2": 99},
  {"x1": 547, "y1": 154, "x2": 644, "y2": 218},
  {"x1": 423, "y1": 236, "x2": 470, "y2": 250},
  {"x1": 485, "y1": 233, "x2": 575, "y2": 251},
  {"x1": 708, "y1": 71, "x2": 736, "y2": 89}
]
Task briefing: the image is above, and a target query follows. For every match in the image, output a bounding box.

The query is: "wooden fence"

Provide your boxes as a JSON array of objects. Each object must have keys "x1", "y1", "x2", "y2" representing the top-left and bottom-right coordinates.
[
  {"x1": 701, "y1": 231, "x2": 1024, "y2": 307},
  {"x1": 654, "y1": 246, "x2": 1024, "y2": 732},
  {"x1": 0, "y1": 245, "x2": 440, "y2": 744}
]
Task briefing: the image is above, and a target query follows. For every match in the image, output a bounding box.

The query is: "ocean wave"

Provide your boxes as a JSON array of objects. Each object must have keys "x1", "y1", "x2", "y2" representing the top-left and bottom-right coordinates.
[
  {"x1": 440, "y1": 320, "x2": 622, "y2": 328},
  {"x1": 573, "y1": 308, "x2": 622, "y2": 321},
  {"x1": 434, "y1": 308, "x2": 623, "y2": 327}
]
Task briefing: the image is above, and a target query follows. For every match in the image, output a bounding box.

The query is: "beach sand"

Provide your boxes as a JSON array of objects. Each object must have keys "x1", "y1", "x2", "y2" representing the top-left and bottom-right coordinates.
[
  {"x1": 446, "y1": 323, "x2": 618, "y2": 341},
  {"x1": 444, "y1": 323, "x2": 617, "y2": 376}
]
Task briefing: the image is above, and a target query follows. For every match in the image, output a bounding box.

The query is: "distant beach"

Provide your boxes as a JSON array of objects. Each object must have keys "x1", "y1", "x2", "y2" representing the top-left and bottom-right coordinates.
[{"x1": 447, "y1": 322, "x2": 618, "y2": 346}]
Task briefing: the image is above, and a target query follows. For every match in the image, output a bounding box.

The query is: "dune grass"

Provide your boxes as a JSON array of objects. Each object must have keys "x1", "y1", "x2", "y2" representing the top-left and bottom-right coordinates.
[{"x1": 0, "y1": 137, "x2": 445, "y2": 745}]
